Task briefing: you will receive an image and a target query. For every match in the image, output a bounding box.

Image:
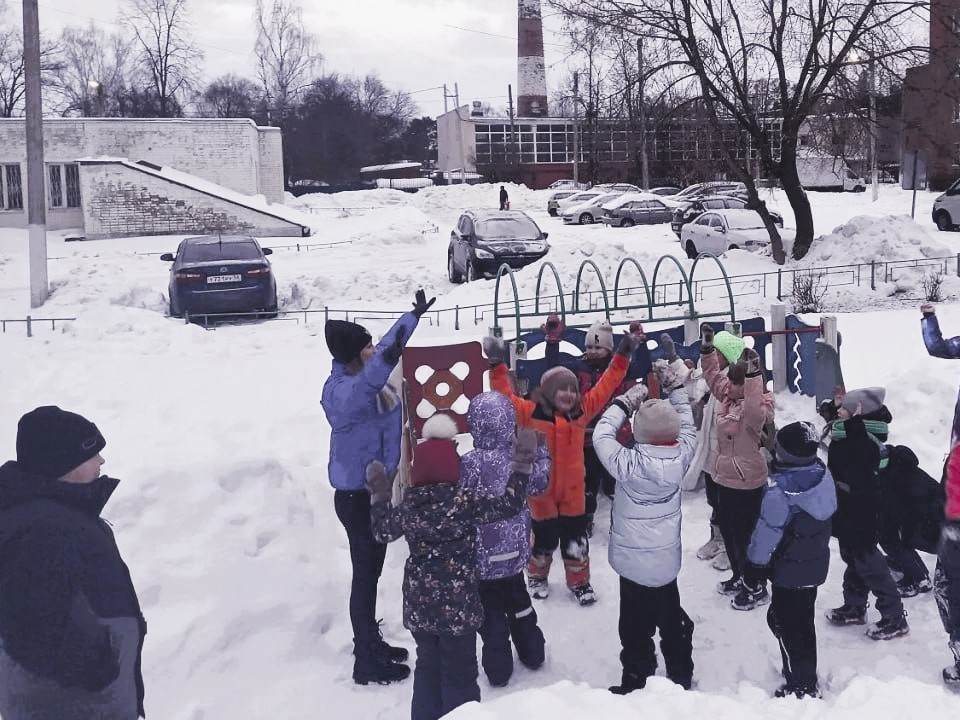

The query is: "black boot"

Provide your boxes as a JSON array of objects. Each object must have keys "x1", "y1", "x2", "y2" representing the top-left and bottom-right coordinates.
[
  {"x1": 353, "y1": 651, "x2": 411, "y2": 686},
  {"x1": 609, "y1": 670, "x2": 647, "y2": 695},
  {"x1": 375, "y1": 620, "x2": 409, "y2": 663}
]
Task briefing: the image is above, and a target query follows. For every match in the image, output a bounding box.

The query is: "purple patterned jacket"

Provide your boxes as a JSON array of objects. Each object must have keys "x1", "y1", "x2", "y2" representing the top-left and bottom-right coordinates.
[{"x1": 459, "y1": 392, "x2": 551, "y2": 580}]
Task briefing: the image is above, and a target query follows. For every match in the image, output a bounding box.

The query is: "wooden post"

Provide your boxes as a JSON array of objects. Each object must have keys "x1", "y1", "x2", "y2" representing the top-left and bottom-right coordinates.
[
  {"x1": 822, "y1": 315, "x2": 838, "y2": 351},
  {"x1": 771, "y1": 303, "x2": 787, "y2": 393}
]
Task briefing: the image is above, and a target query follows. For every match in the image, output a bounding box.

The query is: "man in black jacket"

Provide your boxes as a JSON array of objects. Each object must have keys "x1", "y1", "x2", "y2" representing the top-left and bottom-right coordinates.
[{"x1": 0, "y1": 406, "x2": 146, "y2": 719}]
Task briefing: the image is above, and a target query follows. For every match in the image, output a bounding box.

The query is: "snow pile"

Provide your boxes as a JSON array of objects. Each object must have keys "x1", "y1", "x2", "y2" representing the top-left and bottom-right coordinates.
[{"x1": 800, "y1": 215, "x2": 951, "y2": 266}]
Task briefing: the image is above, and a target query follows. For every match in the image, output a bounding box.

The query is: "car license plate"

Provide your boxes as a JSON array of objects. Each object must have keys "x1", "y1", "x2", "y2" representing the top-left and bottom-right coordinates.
[{"x1": 207, "y1": 274, "x2": 242, "y2": 284}]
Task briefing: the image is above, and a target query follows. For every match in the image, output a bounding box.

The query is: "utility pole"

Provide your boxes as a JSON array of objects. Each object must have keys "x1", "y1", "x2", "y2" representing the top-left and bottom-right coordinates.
[
  {"x1": 572, "y1": 71, "x2": 580, "y2": 186},
  {"x1": 23, "y1": 0, "x2": 47, "y2": 307},
  {"x1": 637, "y1": 38, "x2": 649, "y2": 190}
]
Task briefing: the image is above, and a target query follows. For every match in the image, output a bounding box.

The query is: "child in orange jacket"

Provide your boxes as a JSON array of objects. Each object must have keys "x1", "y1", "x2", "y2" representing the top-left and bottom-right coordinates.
[{"x1": 482, "y1": 329, "x2": 640, "y2": 606}]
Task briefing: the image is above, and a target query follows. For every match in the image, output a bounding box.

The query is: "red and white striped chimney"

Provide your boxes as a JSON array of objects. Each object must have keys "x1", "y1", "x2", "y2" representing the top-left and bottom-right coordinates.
[{"x1": 517, "y1": 0, "x2": 548, "y2": 117}]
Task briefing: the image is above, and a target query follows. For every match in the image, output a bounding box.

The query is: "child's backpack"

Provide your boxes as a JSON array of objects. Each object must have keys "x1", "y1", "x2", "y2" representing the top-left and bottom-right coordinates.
[{"x1": 881, "y1": 445, "x2": 945, "y2": 553}]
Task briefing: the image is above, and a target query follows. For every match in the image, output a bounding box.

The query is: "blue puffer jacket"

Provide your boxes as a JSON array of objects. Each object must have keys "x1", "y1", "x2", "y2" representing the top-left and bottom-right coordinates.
[
  {"x1": 747, "y1": 458, "x2": 837, "y2": 588},
  {"x1": 321, "y1": 312, "x2": 419, "y2": 491}
]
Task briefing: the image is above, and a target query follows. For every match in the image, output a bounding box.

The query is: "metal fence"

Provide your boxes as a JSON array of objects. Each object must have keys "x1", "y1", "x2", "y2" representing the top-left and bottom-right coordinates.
[{"x1": 5, "y1": 252, "x2": 958, "y2": 337}]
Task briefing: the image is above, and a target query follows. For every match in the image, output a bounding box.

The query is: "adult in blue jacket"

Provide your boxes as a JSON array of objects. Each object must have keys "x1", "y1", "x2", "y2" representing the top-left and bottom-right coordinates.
[{"x1": 322, "y1": 288, "x2": 434, "y2": 686}]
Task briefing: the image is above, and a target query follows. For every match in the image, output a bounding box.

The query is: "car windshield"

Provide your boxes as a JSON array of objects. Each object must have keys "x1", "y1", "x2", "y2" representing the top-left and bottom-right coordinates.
[
  {"x1": 726, "y1": 215, "x2": 765, "y2": 230},
  {"x1": 475, "y1": 217, "x2": 541, "y2": 241},
  {"x1": 181, "y1": 241, "x2": 262, "y2": 262}
]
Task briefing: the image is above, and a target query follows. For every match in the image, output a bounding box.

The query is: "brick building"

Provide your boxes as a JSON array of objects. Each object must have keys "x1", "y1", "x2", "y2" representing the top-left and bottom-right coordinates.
[
  {"x1": 903, "y1": 0, "x2": 960, "y2": 190},
  {"x1": 0, "y1": 118, "x2": 309, "y2": 238}
]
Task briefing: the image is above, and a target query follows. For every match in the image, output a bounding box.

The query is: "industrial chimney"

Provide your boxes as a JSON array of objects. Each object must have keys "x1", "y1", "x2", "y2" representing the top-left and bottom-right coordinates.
[{"x1": 517, "y1": 0, "x2": 548, "y2": 117}]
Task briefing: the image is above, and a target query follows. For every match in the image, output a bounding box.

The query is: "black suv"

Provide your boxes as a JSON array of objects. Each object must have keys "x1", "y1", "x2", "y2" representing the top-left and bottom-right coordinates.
[
  {"x1": 447, "y1": 210, "x2": 550, "y2": 283},
  {"x1": 671, "y1": 195, "x2": 784, "y2": 236}
]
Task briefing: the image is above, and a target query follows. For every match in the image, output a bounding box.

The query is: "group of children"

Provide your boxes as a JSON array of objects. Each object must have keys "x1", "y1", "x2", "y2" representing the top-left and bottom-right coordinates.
[{"x1": 327, "y1": 302, "x2": 957, "y2": 720}]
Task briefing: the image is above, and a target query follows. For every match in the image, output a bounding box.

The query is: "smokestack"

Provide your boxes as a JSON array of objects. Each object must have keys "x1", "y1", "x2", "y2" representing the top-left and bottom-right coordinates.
[{"x1": 517, "y1": 0, "x2": 548, "y2": 117}]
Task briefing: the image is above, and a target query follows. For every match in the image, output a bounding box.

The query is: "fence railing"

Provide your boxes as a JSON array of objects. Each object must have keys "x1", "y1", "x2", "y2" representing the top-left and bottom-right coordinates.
[{"x1": 5, "y1": 252, "x2": 957, "y2": 337}]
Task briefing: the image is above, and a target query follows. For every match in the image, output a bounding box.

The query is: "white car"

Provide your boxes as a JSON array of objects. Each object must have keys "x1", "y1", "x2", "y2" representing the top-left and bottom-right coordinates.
[
  {"x1": 561, "y1": 192, "x2": 624, "y2": 224},
  {"x1": 554, "y1": 190, "x2": 605, "y2": 216},
  {"x1": 933, "y1": 178, "x2": 960, "y2": 231},
  {"x1": 680, "y1": 209, "x2": 794, "y2": 259}
]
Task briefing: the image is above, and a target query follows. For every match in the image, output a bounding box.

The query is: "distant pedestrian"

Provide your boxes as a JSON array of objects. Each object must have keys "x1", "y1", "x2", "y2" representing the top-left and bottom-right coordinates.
[
  {"x1": 0, "y1": 406, "x2": 147, "y2": 719},
  {"x1": 499, "y1": 186, "x2": 510, "y2": 211}
]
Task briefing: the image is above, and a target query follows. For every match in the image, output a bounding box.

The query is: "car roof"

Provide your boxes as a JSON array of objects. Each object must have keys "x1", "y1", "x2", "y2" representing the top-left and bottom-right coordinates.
[
  {"x1": 603, "y1": 191, "x2": 677, "y2": 209},
  {"x1": 466, "y1": 209, "x2": 535, "y2": 221},
  {"x1": 701, "y1": 209, "x2": 767, "y2": 226},
  {"x1": 183, "y1": 235, "x2": 259, "y2": 245}
]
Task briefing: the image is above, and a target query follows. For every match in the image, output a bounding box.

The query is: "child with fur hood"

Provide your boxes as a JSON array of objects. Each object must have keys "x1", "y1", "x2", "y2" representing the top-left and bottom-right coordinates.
[
  {"x1": 365, "y1": 426, "x2": 538, "y2": 720},
  {"x1": 699, "y1": 324, "x2": 776, "y2": 609},
  {"x1": 592, "y1": 336, "x2": 697, "y2": 694},
  {"x1": 483, "y1": 329, "x2": 641, "y2": 606},
  {"x1": 458, "y1": 392, "x2": 551, "y2": 687},
  {"x1": 747, "y1": 421, "x2": 837, "y2": 699}
]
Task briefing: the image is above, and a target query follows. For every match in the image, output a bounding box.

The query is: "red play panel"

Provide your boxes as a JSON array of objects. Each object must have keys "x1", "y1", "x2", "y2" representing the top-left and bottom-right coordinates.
[{"x1": 402, "y1": 341, "x2": 486, "y2": 437}]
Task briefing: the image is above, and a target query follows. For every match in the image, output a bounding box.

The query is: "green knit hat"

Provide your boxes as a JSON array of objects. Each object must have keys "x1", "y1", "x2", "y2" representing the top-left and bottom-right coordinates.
[{"x1": 713, "y1": 331, "x2": 745, "y2": 365}]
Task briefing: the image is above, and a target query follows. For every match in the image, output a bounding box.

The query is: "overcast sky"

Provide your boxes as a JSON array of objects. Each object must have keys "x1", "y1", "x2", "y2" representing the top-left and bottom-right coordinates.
[{"x1": 21, "y1": 0, "x2": 570, "y2": 118}]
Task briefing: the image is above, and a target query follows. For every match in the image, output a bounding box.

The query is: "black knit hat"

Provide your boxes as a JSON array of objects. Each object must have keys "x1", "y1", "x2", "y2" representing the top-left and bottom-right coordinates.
[
  {"x1": 325, "y1": 320, "x2": 372, "y2": 364},
  {"x1": 775, "y1": 421, "x2": 819, "y2": 466},
  {"x1": 16, "y1": 406, "x2": 106, "y2": 479}
]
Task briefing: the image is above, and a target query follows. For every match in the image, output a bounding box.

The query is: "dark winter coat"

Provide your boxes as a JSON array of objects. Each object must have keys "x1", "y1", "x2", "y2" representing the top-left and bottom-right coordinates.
[
  {"x1": 458, "y1": 393, "x2": 551, "y2": 580},
  {"x1": 827, "y1": 410, "x2": 891, "y2": 550},
  {"x1": 0, "y1": 462, "x2": 146, "y2": 720},
  {"x1": 878, "y1": 444, "x2": 945, "y2": 554},
  {"x1": 921, "y1": 314, "x2": 960, "y2": 519},
  {"x1": 371, "y1": 472, "x2": 527, "y2": 636},
  {"x1": 747, "y1": 458, "x2": 837, "y2": 588},
  {"x1": 322, "y1": 312, "x2": 418, "y2": 491}
]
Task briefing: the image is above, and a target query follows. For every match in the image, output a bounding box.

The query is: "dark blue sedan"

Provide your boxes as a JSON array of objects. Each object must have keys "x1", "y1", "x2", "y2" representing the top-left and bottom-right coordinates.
[{"x1": 162, "y1": 235, "x2": 278, "y2": 319}]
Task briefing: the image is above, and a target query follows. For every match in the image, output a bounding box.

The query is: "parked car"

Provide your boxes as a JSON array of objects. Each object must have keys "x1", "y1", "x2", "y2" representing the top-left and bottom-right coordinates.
[
  {"x1": 162, "y1": 235, "x2": 278, "y2": 319},
  {"x1": 933, "y1": 178, "x2": 960, "y2": 231},
  {"x1": 554, "y1": 190, "x2": 605, "y2": 215},
  {"x1": 595, "y1": 182, "x2": 643, "y2": 193},
  {"x1": 599, "y1": 193, "x2": 676, "y2": 227},
  {"x1": 447, "y1": 209, "x2": 549, "y2": 283},
  {"x1": 547, "y1": 189, "x2": 580, "y2": 216},
  {"x1": 648, "y1": 186, "x2": 682, "y2": 196},
  {"x1": 680, "y1": 209, "x2": 794, "y2": 259},
  {"x1": 674, "y1": 181, "x2": 747, "y2": 202},
  {"x1": 548, "y1": 179, "x2": 578, "y2": 189},
  {"x1": 561, "y1": 192, "x2": 624, "y2": 225},
  {"x1": 671, "y1": 195, "x2": 784, "y2": 236}
]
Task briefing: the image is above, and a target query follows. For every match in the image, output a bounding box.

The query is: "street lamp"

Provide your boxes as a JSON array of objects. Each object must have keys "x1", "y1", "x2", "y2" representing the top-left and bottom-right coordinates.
[{"x1": 86, "y1": 79, "x2": 104, "y2": 117}]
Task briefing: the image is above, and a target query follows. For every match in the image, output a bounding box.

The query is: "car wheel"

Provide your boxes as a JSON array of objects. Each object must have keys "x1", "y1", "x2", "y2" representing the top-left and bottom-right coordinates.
[
  {"x1": 262, "y1": 296, "x2": 279, "y2": 319},
  {"x1": 548, "y1": 208, "x2": 558, "y2": 217},
  {"x1": 936, "y1": 211, "x2": 954, "y2": 232},
  {"x1": 168, "y1": 297, "x2": 181, "y2": 318},
  {"x1": 684, "y1": 240, "x2": 698, "y2": 260},
  {"x1": 853, "y1": 185, "x2": 866, "y2": 193},
  {"x1": 466, "y1": 261, "x2": 477, "y2": 282},
  {"x1": 621, "y1": 218, "x2": 635, "y2": 228},
  {"x1": 579, "y1": 212, "x2": 594, "y2": 225},
  {"x1": 447, "y1": 253, "x2": 463, "y2": 283},
  {"x1": 728, "y1": 244, "x2": 739, "y2": 251}
]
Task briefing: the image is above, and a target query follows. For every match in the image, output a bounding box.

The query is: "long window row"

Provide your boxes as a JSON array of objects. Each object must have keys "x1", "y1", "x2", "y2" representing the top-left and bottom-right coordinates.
[{"x1": 0, "y1": 163, "x2": 82, "y2": 211}]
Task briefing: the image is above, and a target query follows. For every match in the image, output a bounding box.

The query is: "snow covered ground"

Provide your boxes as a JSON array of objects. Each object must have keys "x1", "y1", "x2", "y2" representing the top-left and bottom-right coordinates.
[{"x1": 2, "y1": 183, "x2": 960, "y2": 719}]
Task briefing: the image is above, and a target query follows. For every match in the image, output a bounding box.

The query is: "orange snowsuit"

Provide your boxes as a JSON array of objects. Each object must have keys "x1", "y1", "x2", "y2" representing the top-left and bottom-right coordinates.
[{"x1": 490, "y1": 354, "x2": 629, "y2": 520}]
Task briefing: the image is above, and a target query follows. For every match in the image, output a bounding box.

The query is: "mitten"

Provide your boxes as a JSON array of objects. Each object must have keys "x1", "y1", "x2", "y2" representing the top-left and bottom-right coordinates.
[
  {"x1": 700, "y1": 323, "x2": 715, "y2": 353},
  {"x1": 818, "y1": 398, "x2": 839, "y2": 422},
  {"x1": 614, "y1": 383, "x2": 648, "y2": 414},
  {"x1": 921, "y1": 302, "x2": 936, "y2": 318},
  {"x1": 541, "y1": 314, "x2": 563, "y2": 343},
  {"x1": 382, "y1": 326, "x2": 407, "y2": 365},
  {"x1": 660, "y1": 333, "x2": 678, "y2": 362},
  {"x1": 411, "y1": 289, "x2": 436, "y2": 318},
  {"x1": 742, "y1": 348, "x2": 762, "y2": 378},
  {"x1": 512, "y1": 428, "x2": 540, "y2": 475},
  {"x1": 482, "y1": 335, "x2": 507, "y2": 366},
  {"x1": 654, "y1": 358, "x2": 691, "y2": 392},
  {"x1": 629, "y1": 321, "x2": 646, "y2": 342},
  {"x1": 365, "y1": 461, "x2": 393, "y2": 506},
  {"x1": 615, "y1": 331, "x2": 641, "y2": 357},
  {"x1": 727, "y1": 361, "x2": 746, "y2": 386}
]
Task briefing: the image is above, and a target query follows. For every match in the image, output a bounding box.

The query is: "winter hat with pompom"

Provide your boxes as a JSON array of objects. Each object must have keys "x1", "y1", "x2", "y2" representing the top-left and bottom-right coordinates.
[
  {"x1": 632, "y1": 399, "x2": 681, "y2": 445},
  {"x1": 584, "y1": 320, "x2": 614, "y2": 352},
  {"x1": 539, "y1": 367, "x2": 579, "y2": 406},
  {"x1": 712, "y1": 331, "x2": 746, "y2": 365},
  {"x1": 775, "y1": 421, "x2": 820, "y2": 466},
  {"x1": 410, "y1": 414, "x2": 460, "y2": 487}
]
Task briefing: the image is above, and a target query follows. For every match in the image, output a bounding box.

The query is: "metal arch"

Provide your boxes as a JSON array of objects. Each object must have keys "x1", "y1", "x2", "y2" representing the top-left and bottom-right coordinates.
[
  {"x1": 573, "y1": 259, "x2": 610, "y2": 318},
  {"x1": 534, "y1": 262, "x2": 567, "y2": 322},
  {"x1": 650, "y1": 254, "x2": 696, "y2": 318},
  {"x1": 612, "y1": 257, "x2": 653, "y2": 317},
  {"x1": 492, "y1": 263, "x2": 523, "y2": 339},
  {"x1": 689, "y1": 252, "x2": 737, "y2": 321}
]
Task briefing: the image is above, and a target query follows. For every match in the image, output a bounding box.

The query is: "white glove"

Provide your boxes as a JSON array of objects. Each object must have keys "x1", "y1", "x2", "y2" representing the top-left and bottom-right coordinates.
[
  {"x1": 654, "y1": 358, "x2": 691, "y2": 392},
  {"x1": 615, "y1": 384, "x2": 648, "y2": 413}
]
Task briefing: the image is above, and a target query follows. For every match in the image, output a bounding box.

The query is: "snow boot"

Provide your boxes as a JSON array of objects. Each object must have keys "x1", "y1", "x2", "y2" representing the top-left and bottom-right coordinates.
[
  {"x1": 527, "y1": 554, "x2": 552, "y2": 600},
  {"x1": 375, "y1": 620, "x2": 409, "y2": 663},
  {"x1": 716, "y1": 576, "x2": 742, "y2": 596},
  {"x1": 897, "y1": 576, "x2": 933, "y2": 598},
  {"x1": 353, "y1": 651, "x2": 411, "y2": 686},
  {"x1": 825, "y1": 604, "x2": 867, "y2": 626},
  {"x1": 866, "y1": 614, "x2": 909, "y2": 640},
  {"x1": 731, "y1": 582, "x2": 770, "y2": 611},
  {"x1": 609, "y1": 670, "x2": 647, "y2": 695},
  {"x1": 944, "y1": 640, "x2": 960, "y2": 689},
  {"x1": 774, "y1": 683, "x2": 822, "y2": 699},
  {"x1": 571, "y1": 582, "x2": 597, "y2": 606},
  {"x1": 696, "y1": 523, "x2": 725, "y2": 561},
  {"x1": 711, "y1": 549, "x2": 731, "y2": 571},
  {"x1": 528, "y1": 576, "x2": 549, "y2": 600}
]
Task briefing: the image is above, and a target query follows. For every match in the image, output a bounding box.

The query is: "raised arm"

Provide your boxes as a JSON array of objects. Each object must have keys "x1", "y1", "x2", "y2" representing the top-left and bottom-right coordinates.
[
  {"x1": 922, "y1": 308, "x2": 960, "y2": 359},
  {"x1": 582, "y1": 334, "x2": 637, "y2": 419},
  {"x1": 484, "y1": 336, "x2": 536, "y2": 423}
]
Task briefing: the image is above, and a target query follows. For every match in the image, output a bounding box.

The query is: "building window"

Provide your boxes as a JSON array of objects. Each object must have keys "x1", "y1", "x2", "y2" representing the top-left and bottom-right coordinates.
[
  {"x1": 0, "y1": 164, "x2": 23, "y2": 210},
  {"x1": 48, "y1": 163, "x2": 81, "y2": 209},
  {"x1": 954, "y1": 142, "x2": 960, "y2": 166}
]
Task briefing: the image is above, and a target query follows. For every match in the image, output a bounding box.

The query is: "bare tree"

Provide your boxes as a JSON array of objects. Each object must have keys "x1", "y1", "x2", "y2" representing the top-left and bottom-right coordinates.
[
  {"x1": 200, "y1": 74, "x2": 260, "y2": 118},
  {"x1": 254, "y1": 0, "x2": 320, "y2": 124},
  {"x1": 121, "y1": 0, "x2": 203, "y2": 118},
  {"x1": 550, "y1": 0, "x2": 925, "y2": 262},
  {"x1": 49, "y1": 23, "x2": 135, "y2": 116}
]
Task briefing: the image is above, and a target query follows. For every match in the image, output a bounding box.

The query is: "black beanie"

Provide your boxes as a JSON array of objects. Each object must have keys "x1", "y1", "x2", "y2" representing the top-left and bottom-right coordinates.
[
  {"x1": 16, "y1": 406, "x2": 106, "y2": 479},
  {"x1": 325, "y1": 320, "x2": 372, "y2": 364},
  {"x1": 775, "y1": 421, "x2": 819, "y2": 466}
]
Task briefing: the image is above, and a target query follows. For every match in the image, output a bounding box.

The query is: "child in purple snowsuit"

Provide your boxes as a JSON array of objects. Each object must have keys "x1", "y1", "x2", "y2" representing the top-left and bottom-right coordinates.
[{"x1": 459, "y1": 392, "x2": 551, "y2": 687}]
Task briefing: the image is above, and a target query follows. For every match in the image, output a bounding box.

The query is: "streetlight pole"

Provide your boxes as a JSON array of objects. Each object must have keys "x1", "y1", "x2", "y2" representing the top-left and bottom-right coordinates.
[
  {"x1": 22, "y1": 0, "x2": 47, "y2": 307},
  {"x1": 572, "y1": 71, "x2": 580, "y2": 186}
]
